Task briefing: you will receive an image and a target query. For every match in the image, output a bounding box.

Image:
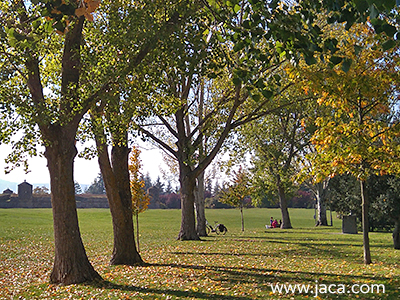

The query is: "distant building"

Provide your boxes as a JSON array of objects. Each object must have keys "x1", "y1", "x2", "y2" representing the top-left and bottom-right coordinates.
[
  {"x1": 2, "y1": 188, "x2": 13, "y2": 194},
  {"x1": 0, "y1": 181, "x2": 109, "y2": 208},
  {"x1": 18, "y1": 180, "x2": 32, "y2": 197},
  {"x1": 18, "y1": 181, "x2": 33, "y2": 207}
]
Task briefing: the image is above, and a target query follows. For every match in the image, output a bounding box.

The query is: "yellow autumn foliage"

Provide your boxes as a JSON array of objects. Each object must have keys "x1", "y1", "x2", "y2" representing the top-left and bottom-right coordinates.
[{"x1": 128, "y1": 146, "x2": 150, "y2": 215}]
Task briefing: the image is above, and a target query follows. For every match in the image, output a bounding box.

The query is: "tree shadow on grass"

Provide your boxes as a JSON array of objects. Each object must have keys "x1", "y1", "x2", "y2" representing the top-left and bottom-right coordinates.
[
  {"x1": 137, "y1": 262, "x2": 398, "y2": 296},
  {"x1": 171, "y1": 240, "x2": 392, "y2": 265},
  {"x1": 87, "y1": 279, "x2": 253, "y2": 300},
  {"x1": 83, "y1": 261, "x2": 398, "y2": 299},
  {"x1": 231, "y1": 234, "x2": 393, "y2": 249},
  {"x1": 170, "y1": 242, "x2": 363, "y2": 262},
  {"x1": 149, "y1": 261, "x2": 380, "y2": 282}
]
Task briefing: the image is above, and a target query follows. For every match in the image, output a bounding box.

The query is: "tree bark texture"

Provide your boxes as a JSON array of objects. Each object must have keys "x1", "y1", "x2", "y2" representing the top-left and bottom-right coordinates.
[
  {"x1": 136, "y1": 212, "x2": 140, "y2": 253},
  {"x1": 96, "y1": 134, "x2": 143, "y2": 265},
  {"x1": 316, "y1": 198, "x2": 328, "y2": 226},
  {"x1": 195, "y1": 82, "x2": 207, "y2": 237},
  {"x1": 360, "y1": 180, "x2": 372, "y2": 264},
  {"x1": 44, "y1": 125, "x2": 101, "y2": 284},
  {"x1": 315, "y1": 181, "x2": 329, "y2": 226},
  {"x1": 178, "y1": 166, "x2": 200, "y2": 240},
  {"x1": 315, "y1": 189, "x2": 328, "y2": 226},
  {"x1": 195, "y1": 171, "x2": 207, "y2": 236},
  {"x1": 175, "y1": 103, "x2": 200, "y2": 241},
  {"x1": 277, "y1": 175, "x2": 292, "y2": 229}
]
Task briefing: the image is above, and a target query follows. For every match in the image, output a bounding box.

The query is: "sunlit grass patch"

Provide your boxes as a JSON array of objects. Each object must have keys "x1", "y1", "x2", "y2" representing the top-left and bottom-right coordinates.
[{"x1": 1, "y1": 208, "x2": 399, "y2": 299}]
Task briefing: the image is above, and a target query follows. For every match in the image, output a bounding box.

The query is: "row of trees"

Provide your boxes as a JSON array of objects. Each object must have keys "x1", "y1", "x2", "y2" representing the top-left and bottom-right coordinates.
[
  {"x1": 80, "y1": 169, "x2": 315, "y2": 209},
  {"x1": 0, "y1": 0, "x2": 398, "y2": 284},
  {"x1": 219, "y1": 13, "x2": 400, "y2": 266}
]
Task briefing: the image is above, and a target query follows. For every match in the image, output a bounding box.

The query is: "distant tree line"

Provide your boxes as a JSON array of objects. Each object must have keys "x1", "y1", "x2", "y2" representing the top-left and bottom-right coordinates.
[
  {"x1": 83, "y1": 172, "x2": 316, "y2": 209},
  {"x1": 67, "y1": 164, "x2": 400, "y2": 241}
]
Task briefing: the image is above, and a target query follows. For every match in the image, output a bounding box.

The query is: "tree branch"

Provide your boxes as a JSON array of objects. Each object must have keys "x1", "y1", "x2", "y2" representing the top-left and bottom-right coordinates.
[
  {"x1": 157, "y1": 114, "x2": 179, "y2": 139},
  {"x1": 137, "y1": 126, "x2": 178, "y2": 159},
  {"x1": 231, "y1": 95, "x2": 315, "y2": 129},
  {"x1": 191, "y1": 85, "x2": 242, "y2": 178},
  {"x1": 188, "y1": 86, "x2": 237, "y2": 143}
]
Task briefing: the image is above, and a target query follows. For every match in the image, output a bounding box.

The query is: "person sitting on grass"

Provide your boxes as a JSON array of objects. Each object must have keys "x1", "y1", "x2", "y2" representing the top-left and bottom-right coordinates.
[
  {"x1": 272, "y1": 219, "x2": 278, "y2": 228},
  {"x1": 266, "y1": 217, "x2": 274, "y2": 229}
]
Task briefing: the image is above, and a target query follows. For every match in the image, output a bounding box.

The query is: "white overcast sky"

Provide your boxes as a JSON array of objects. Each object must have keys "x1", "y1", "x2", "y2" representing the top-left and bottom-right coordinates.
[{"x1": 0, "y1": 140, "x2": 165, "y2": 187}]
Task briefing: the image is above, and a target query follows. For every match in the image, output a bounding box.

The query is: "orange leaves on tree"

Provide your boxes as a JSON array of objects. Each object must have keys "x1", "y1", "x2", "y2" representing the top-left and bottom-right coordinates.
[
  {"x1": 75, "y1": 0, "x2": 101, "y2": 22},
  {"x1": 40, "y1": 0, "x2": 101, "y2": 35}
]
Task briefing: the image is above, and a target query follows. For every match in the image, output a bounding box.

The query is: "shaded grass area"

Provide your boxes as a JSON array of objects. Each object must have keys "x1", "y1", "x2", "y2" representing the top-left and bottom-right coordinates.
[{"x1": 0, "y1": 208, "x2": 399, "y2": 299}]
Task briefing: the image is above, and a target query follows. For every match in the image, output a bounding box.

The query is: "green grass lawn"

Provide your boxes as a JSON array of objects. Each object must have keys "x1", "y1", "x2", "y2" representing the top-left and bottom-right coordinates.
[{"x1": 0, "y1": 208, "x2": 399, "y2": 299}]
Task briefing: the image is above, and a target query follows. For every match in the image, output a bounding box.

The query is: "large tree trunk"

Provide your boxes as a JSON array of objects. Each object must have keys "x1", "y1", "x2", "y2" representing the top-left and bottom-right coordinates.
[
  {"x1": 176, "y1": 101, "x2": 200, "y2": 241},
  {"x1": 95, "y1": 132, "x2": 143, "y2": 265},
  {"x1": 178, "y1": 166, "x2": 200, "y2": 240},
  {"x1": 360, "y1": 180, "x2": 372, "y2": 264},
  {"x1": 277, "y1": 175, "x2": 292, "y2": 229},
  {"x1": 25, "y1": 14, "x2": 100, "y2": 284},
  {"x1": 315, "y1": 186, "x2": 328, "y2": 226},
  {"x1": 44, "y1": 125, "x2": 101, "y2": 284},
  {"x1": 393, "y1": 215, "x2": 400, "y2": 250},
  {"x1": 195, "y1": 171, "x2": 207, "y2": 236},
  {"x1": 195, "y1": 81, "x2": 207, "y2": 237},
  {"x1": 316, "y1": 197, "x2": 328, "y2": 226},
  {"x1": 136, "y1": 212, "x2": 140, "y2": 253}
]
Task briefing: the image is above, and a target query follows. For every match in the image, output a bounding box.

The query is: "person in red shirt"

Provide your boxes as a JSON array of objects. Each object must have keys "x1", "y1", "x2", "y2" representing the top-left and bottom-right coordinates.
[{"x1": 272, "y1": 219, "x2": 278, "y2": 228}]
